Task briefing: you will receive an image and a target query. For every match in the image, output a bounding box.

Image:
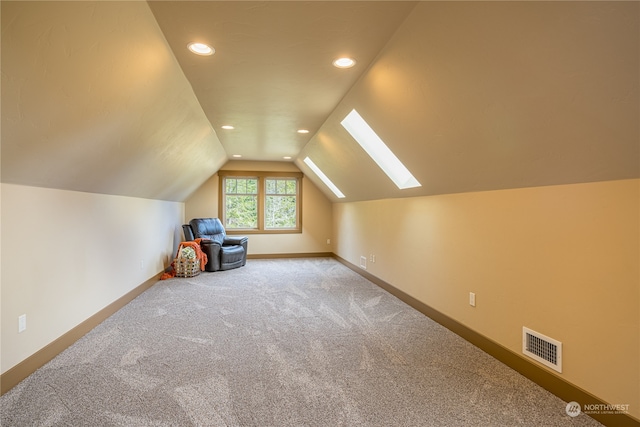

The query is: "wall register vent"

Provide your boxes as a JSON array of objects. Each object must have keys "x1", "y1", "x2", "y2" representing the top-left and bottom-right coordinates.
[{"x1": 522, "y1": 327, "x2": 562, "y2": 373}]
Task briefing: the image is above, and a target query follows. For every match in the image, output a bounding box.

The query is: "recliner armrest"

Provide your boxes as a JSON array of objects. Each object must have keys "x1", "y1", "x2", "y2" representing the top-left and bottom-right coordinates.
[
  {"x1": 223, "y1": 236, "x2": 248, "y2": 246},
  {"x1": 198, "y1": 239, "x2": 222, "y2": 271}
]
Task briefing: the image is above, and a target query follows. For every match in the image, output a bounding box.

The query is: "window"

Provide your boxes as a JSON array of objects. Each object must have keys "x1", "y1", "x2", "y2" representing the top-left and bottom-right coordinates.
[
  {"x1": 224, "y1": 177, "x2": 258, "y2": 229},
  {"x1": 219, "y1": 171, "x2": 302, "y2": 234},
  {"x1": 265, "y1": 178, "x2": 298, "y2": 229}
]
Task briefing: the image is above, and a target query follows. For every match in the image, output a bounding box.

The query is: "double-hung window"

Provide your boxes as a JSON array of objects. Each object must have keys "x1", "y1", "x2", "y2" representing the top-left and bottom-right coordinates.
[
  {"x1": 223, "y1": 176, "x2": 258, "y2": 229},
  {"x1": 219, "y1": 171, "x2": 302, "y2": 234}
]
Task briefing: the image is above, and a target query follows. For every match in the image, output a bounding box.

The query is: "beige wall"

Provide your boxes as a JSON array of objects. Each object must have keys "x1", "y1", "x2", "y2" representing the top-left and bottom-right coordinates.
[
  {"x1": 333, "y1": 179, "x2": 639, "y2": 419},
  {"x1": 1, "y1": 184, "x2": 183, "y2": 374},
  {"x1": 185, "y1": 161, "x2": 333, "y2": 255},
  {"x1": 185, "y1": 173, "x2": 220, "y2": 222}
]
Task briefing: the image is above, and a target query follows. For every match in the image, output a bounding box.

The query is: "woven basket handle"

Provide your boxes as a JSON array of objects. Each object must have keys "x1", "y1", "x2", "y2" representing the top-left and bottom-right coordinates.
[{"x1": 176, "y1": 243, "x2": 186, "y2": 260}]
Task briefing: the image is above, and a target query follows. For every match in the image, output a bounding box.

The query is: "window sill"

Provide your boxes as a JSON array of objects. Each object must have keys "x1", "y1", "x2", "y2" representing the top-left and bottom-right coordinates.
[{"x1": 226, "y1": 229, "x2": 302, "y2": 235}]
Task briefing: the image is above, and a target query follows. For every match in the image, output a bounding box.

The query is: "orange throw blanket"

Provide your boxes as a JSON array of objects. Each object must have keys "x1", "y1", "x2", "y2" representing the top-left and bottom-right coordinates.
[{"x1": 160, "y1": 239, "x2": 208, "y2": 280}]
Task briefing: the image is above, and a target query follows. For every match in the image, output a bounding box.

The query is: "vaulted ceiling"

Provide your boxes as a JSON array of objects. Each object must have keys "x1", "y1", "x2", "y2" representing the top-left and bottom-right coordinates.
[
  {"x1": 2, "y1": 1, "x2": 638, "y2": 203},
  {"x1": 148, "y1": 1, "x2": 416, "y2": 162}
]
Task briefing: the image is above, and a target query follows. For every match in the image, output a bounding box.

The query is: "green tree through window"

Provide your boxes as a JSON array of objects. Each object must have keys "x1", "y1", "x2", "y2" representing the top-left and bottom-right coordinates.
[
  {"x1": 219, "y1": 171, "x2": 302, "y2": 234},
  {"x1": 265, "y1": 178, "x2": 297, "y2": 229},
  {"x1": 224, "y1": 177, "x2": 258, "y2": 229}
]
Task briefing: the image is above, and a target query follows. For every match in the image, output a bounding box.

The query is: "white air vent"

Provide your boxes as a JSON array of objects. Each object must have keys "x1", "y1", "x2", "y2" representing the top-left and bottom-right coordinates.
[{"x1": 523, "y1": 327, "x2": 562, "y2": 373}]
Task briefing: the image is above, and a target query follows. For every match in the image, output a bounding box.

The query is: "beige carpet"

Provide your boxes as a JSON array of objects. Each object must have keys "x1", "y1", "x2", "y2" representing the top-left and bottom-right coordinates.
[{"x1": 1, "y1": 258, "x2": 602, "y2": 426}]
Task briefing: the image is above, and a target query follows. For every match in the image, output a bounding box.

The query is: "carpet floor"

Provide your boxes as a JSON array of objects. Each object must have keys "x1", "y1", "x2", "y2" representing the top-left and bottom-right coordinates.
[{"x1": 1, "y1": 258, "x2": 602, "y2": 426}]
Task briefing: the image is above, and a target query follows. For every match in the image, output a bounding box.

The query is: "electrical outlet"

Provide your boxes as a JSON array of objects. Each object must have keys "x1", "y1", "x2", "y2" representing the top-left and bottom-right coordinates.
[
  {"x1": 372, "y1": 254, "x2": 376, "y2": 263},
  {"x1": 18, "y1": 314, "x2": 27, "y2": 333},
  {"x1": 469, "y1": 292, "x2": 476, "y2": 307},
  {"x1": 360, "y1": 256, "x2": 367, "y2": 269},
  {"x1": 326, "y1": 239, "x2": 331, "y2": 245}
]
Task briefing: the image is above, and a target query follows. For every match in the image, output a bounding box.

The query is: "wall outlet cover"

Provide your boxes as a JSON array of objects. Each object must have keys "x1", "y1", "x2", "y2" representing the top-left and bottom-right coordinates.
[{"x1": 18, "y1": 314, "x2": 27, "y2": 333}]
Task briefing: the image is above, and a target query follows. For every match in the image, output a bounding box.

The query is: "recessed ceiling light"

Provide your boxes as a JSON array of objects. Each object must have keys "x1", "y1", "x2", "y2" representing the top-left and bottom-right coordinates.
[
  {"x1": 188, "y1": 42, "x2": 215, "y2": 56},
  {"x1": 221, "y1": 125, "x2": 235, "y2": 130},
  {"x1": 232, "y1": 154, "x2": 242, "y2": 158},
  {"x1": 297, "y1": 129, "x2": 310, "y2": 134},
  {"x1": 333, "y1": 57, "x2": 356, "y2": 68},
  {"x1": 283, "y1": 156, "x2": 292, "y2": 160}
]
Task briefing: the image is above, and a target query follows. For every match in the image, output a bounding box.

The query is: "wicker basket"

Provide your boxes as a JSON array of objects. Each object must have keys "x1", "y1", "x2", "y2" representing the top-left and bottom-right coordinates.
[{"x1": 174, "y1": 244, "x2": 201, "y2": 278}]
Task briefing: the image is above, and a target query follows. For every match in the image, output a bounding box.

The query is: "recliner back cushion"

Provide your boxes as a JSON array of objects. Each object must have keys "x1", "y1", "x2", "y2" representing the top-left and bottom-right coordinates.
[{"x1": 190, "y1": 218, "x2": 225, "y2": 244}]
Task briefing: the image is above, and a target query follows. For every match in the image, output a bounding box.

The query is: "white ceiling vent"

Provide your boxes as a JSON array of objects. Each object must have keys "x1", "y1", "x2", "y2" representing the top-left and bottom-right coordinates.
[{"x1": 522, "y1": 327, "x2": 562, "y2": 373}]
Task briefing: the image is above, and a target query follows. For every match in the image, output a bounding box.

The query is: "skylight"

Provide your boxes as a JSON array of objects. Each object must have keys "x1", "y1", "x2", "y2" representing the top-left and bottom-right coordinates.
[
  {"x1": 341, "y1": 109, "x2": 421, "y2": 190},
  {"x1": 303, "y1": 157, "x2": 345, "y2": 198}
]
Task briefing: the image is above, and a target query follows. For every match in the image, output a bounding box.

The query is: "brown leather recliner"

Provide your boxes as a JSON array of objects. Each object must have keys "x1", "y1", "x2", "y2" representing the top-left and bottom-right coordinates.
[{"x1": 182, "y1": 218, "x2": 248, "y2": 272}]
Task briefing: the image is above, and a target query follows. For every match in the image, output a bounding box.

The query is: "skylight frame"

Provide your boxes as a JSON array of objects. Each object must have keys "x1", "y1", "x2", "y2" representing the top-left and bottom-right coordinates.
[
  {"x1": 341, "y1": 109, "x2": 421, "y2": 190},
  {"x1": 303, "y1": 157, "x2": 345, "y2": 199}
]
